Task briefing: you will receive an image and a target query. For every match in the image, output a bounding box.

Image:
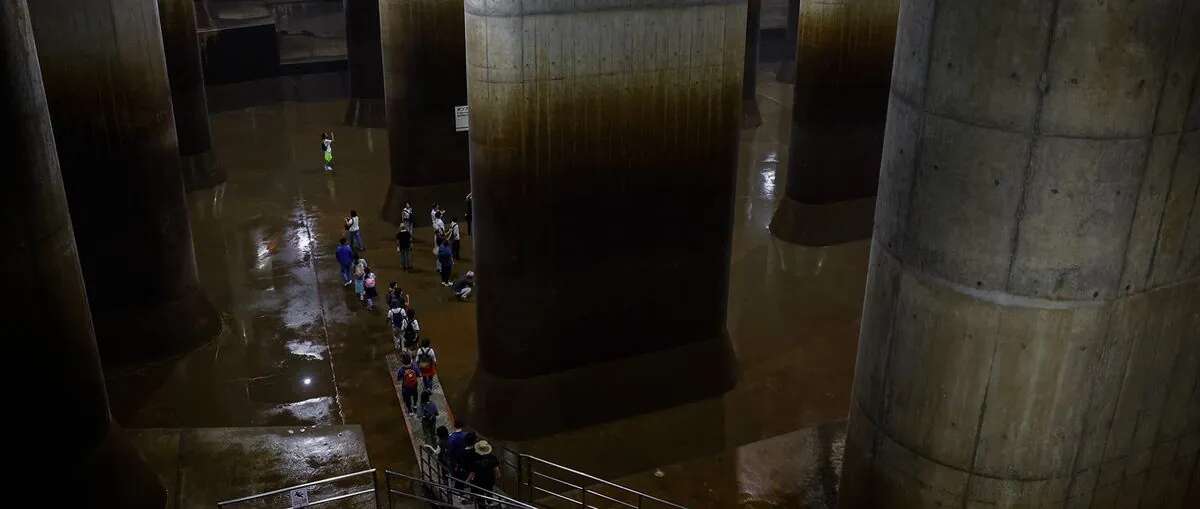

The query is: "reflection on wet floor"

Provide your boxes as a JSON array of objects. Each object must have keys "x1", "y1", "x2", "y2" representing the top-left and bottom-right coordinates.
[{"x1": 109, "y1": 62, "x2": 865, "y2": 506}]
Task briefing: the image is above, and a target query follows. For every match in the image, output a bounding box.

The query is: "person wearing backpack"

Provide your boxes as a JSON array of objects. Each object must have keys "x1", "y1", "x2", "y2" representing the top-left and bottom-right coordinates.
[
  {"x1": 416, "y1": 338, "x2": 438, "y2": 390},
  {"x1": 403, "y1": 310, "x2": 421, "y2": 353},
  {"x1": 419, "y1": 390, "x2": 438, "y2": 443},
  {"x1": 397, "y1": 353, "x2": 420, "y2": 415},
  {"x1": 387, "y1": 302, "x2": 407, "y2": 348}
]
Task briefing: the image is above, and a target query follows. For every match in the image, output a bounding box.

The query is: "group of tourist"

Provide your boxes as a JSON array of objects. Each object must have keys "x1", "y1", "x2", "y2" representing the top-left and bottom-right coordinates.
[
  {"x1": 429, "y1": 420, "x2": 502, "y2": 505},
  {"x1": 330, "y1": 189, "x2": 493, "y2": 502},
  {"x1": 396, "y1": 200, "x2": 476, "y2": 300}
]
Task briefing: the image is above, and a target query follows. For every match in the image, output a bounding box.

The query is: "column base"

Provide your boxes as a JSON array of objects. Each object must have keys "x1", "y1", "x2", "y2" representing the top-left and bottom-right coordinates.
[
  {"x1": 743, "y1": 98, "x2": 763, "y2": 129},
  {"x1": 92, "y1": 288, "x2": 220, "y2": 366},
  {"x1": 71, "y1": 426, "x2": 167, "y2": 509},
  {"x1": 769, "y1": 194, "x2": 876, "y2": 246},
  {"x1": 343, "y1": 97, "x2": 386, "y2": 128},
  {"x1": 181, "y1": 150, "x2": 225, "y2": 191},
  {"x1": 464, "y1": 333, "x2": 737, "y2": 440},
  {"x1": 381, "y1": 181, "x2": 470, "y2": 225},
  {"x1": 776, "y1": 59, "x2": 796, "y2": 83}
]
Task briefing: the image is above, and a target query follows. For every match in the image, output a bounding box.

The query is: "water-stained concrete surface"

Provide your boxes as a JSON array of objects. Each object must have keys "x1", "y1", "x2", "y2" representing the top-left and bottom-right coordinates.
[
  {"x1": 128, "y1": 426, "x2": 372, "y2": 508},
  {"x1": 109, "y1": 56, "x2": 861, "y2": 507}
]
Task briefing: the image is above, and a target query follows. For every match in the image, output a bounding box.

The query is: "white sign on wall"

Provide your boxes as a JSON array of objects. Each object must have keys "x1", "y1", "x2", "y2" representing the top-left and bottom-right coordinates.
[{"x1": 454, "y1": 105, "x2": 469, "y2": 132}]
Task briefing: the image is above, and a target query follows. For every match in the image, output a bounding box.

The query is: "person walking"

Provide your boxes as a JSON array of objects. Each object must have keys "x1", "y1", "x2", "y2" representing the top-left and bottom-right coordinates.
[
  {"x1": 395, "y1": 223, "x2": 414, "y2": 271},
  {"x1": 416, "y1": 338, "x2": 438, "y2": 390},
  {"x1": 397, "y1": 353, "x2": 420, "y2": 415},
  {"x1": 363, "y1": 269, "x2": 378, "y2": 310},
  {"x1": 335, "y1": 238, "x2": 354, "y2": 286},
  {"x1": 387, "y1": 300, "x2": 407, "y2": 350},
  {"x1": 437, "y1": 239, "x2": 454, "y2": 286},
  {"x1": 321, "y1": 132, "x2": 334, "y2": 171},
  {"x1": 353, "y1": 257, "x2": 367, "y2": 303},
  {"x1": 434, "y1": 426, "x2": 452, "y2": 480},
  {"x1": 387, "y1": 282, "x2": 408, "y2": 310},
  {"x1": 429, "y1": 203, "x2": 440, "y2": 228},
  {"x1": 419, "y1": 390, "x2": 439, "y2": 443},
  {"x1": 449, "y1": 217, "x2": 462, "y2": 261},
  {"x1": 466, "y1": 440, "x2": 501, "y2": 504},
  {"x1": 346, "y1": 210, "x2": 364, "y2": 251},
  {"x1": 403, "y1": 309, "x2": 421, "y2": 353}
]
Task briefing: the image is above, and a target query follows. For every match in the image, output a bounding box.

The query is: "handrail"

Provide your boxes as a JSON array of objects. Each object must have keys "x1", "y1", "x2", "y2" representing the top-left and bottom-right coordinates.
[
  {"x1": 384, "y1": 469, "x2": 537, "y2": 509},
  {"x1": 215, "y1": 468, "x2": 376, "y2": 507},
  {"x1": 519, "y1": 454, "x2": 687, "y2": 509}
]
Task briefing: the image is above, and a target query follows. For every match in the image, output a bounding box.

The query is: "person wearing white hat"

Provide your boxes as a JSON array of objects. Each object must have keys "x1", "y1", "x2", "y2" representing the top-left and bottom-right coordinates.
[{"x1": 466, "y1": 440, "x2": 500, "y2": 498}]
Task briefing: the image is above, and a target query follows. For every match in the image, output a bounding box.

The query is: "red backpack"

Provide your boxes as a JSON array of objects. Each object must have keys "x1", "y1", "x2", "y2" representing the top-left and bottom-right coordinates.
[{"x1": 400, "y1": 366, "x2": 419, "y2": 389}]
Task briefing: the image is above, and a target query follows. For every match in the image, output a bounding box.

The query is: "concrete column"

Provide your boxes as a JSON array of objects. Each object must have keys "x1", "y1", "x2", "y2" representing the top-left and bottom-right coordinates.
[
  {"x1": 159, "y1": 0, "x2": 223, "y2": 190},
  {"x1": 842, "y1": 0, "x2": 1200, "y2": 507},
  {"x1": 768, "y1": 0, "x2": 898, "y2": 246},
  {"x1": 464, "y1": 0, "x2": 743, "y2": 439},
  {"x1": 380, "y1": 0, "x2": 470, "y2": 223},
  {"x1": 2, "y1": 1, "x2": 165, "y2": 504},
  {"x1": 345, "y1": 0, "x2": 386, "y2": 127},
  {"x1": 743, "y1": 0, "x2": 763, "y2": 128},
  {"x1": 775, "y1": 0, "x2": 799, "y2": 83},
  {"x1": 29, "y1": 0, "x2": 220, "y2": 366}
]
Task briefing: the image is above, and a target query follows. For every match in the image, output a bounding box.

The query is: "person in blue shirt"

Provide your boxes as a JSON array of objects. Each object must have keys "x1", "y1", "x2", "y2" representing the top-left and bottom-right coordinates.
[
  {"x1": 437, "y1": 239, "x2": 454, "y2": 286},
  {"x1": 335, "y1": 238, "x2": 354, "y2": 286}
]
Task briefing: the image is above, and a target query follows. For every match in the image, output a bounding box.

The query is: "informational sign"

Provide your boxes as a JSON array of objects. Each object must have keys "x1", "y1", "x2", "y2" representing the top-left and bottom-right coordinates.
[
  {"x1": 454, "y1": 105, "x2": 469, "y2": 132},
  {"x1": 288, "y1": 488, "x2": 310, "y2": 508}
]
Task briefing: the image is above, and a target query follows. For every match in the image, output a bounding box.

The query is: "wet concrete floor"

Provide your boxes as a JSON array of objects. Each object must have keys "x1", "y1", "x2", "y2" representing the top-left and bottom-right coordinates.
[
  {"x1": 129, "y1": 426, "x2": 372, "y2": 509},
  {"x1": 108, "y1": 60, "x2": 866, "y2": 507}
]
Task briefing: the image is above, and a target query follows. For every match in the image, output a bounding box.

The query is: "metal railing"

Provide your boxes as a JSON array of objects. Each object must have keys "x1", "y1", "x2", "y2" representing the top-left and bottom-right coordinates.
[
  {"x1": 514, "y1": 454, "x2": 686, "y2": 509},
  {"x1": 384, "y1": 469, "x2": 536, "y2": 509},
  {"x1": 216, "y1": 468, "x2": 378, "y2": 508},
  {"x1": 213, "y1": 448, "x2": 687, "y2": 509}
]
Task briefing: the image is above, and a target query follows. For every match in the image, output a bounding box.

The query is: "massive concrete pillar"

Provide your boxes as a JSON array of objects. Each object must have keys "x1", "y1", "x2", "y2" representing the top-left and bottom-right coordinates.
[
  {"x1": 768, "y1": 0, "x2": 898, "y2": 246},
  {"x1": 3, "y1": 1, "x2": 166, "y2": 504},
  {"x1": 842, "y1": 0, "x2": 1200, "y2": 507},
  {"x1": 159, "y1": 0, "x2": 222, "y2": 190},
  {"x1": 29, "y1": 0, "x2": 220, "y2": 365},
  {"x1": 464, "y1": 0, "x2": 744, "y2": 439},
  {"x1": 743, "y1": 0, "x2": 763, "y2": 128},
  {"x1": 344, "y1": 0, "x2": 386, "y2": 127},
  {"x1": 379, "y1": 0, "x2": 470, "y2": 223},
  {"x1": 775, "y1": 0, "x2": 799, "y2": 83}
]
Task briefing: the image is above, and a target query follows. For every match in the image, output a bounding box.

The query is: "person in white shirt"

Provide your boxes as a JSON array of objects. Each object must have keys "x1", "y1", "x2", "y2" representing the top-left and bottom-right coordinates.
[
  {"x1": 449, "y1": 217, "x2": 462, "y2": 261},
  {"x1": 401, "y1": 202, "x2": 413, "y2": 233},
  {"x1": 432, "y1": 211, "x2": 446, "y2": 243},
  {"x1": 429, "y1": 203, "x2": 439, "y2": 227},
  {"x1": 346, "y1": 210, "x2": 364, "y2": 251}
]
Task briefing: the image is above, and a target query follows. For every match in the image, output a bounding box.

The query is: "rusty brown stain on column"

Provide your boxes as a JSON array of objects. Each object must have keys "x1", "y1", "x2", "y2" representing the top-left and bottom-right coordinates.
[
  {"x1": 159, "y1": 0, "x2": 222, "y2": 190},
  {"x1": 769, "y1": 0, "x2": 898, "y2": 246},
  {"x1": 345, "y1": 0, "x2": 386, "y2": 127},
  {"x1": 464, "y1": 0, "x2": 744, "y2": 439},
  {"x1": 29, "y1": 0, "x2": 220, "y2": 366},
  {"x1": 380, "y1": 0, "x2": 470, "y2": 223},
  {"x1": 3, "y1": 1, "x2": 166, "y2": 504}
]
